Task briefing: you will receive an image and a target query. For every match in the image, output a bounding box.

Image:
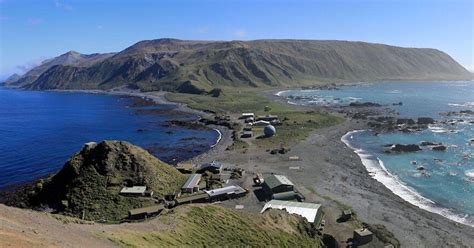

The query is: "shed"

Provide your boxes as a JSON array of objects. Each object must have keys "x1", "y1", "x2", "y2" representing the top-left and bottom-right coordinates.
[
  {"x1": 175, "y1": 192, "x2": 209, "y2": 205},
  {"x1": 241, "y1": 131, "x2": 253, "y2": 138},
  {"x1": 205, "y1": 185, "x2": 247, "y2": 201},
  {"x1": 272, "y1": 191, "x2": 299, "y2": 201},
  {"x1": 197, "y1": 161, "x2": 223, "y2": 174},
  {"x1": 175, "y1": 163, "x2": 195, "y2": 174},
  {"x1": 263, "y1": 175, "x2": 294, "y2": 194},
  {"x1": 253, "y1": 120, "x2": 270, "y2": 126},
  {"x1": 128, "y1": 204, "x2": 164, "y2": 220},
  {"x1": 353, "y1": 228, "x2": 373, "y2": 245},
  {"x1": 181, "y1": 174, "x2": 202, "y2": 193},
  {"x1": 257, "y1": 115, "x2": 279, "y2": 122},
  {"x1": 260, "y1": 200, "x2": 324, "y2": 225},
  {"x1": 120, "y1": 186, "x2": 148, "y2": 196},
  {"x1": 241, "y1": 113, "x2": 255, "y2": 119}
]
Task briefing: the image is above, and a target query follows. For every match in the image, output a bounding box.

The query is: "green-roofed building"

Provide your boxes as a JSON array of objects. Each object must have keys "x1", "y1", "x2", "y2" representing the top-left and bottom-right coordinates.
[{"x1": 263, "y1": 174, "x2": 294, "y2": 195}]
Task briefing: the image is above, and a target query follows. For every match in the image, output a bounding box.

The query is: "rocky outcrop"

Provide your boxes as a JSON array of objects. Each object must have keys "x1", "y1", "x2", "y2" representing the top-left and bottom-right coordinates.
[
  {"x1": 417, "y1": 117, "x2": 435, "y2": 125},
  {"x1": 388, "y1": 144, "x2": 422, "y2": 153},
  {"x1": 349, "y1": 102, "x2": 381, "y2": 107},
  {"x1": 8, "y1": 141, "x2": 186, "y2": 222}
]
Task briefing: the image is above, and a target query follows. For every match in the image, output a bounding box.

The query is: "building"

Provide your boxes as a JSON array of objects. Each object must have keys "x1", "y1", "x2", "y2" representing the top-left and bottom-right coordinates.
[
  {"x1": 241, "y1": 131, "x2": 253, "y2": 138},
  {"x1": 175, "y1": 192, "x2": 209, "y2": 205},
  {"x1": 260, "y1": 200, "x2": 324, "y2": 225},
  {"x1": 241, "y1": 113, "x2": 255, "y2": 119},
  {"x1": 272, "y1": 191, "x2": 303, "y2": 201},
  {"x1": 256, "y1": 115, "x2": 279, "y2": 122},
  {"x1": 181, "y1": 174, "x2": 202, "y2": 193},
  {"x1": 197, "y1": 161, "x2": 223, "y2": 174},
  {"x1": 120, "y1": 186, "x2": 153, "y2": 197},
  {"x1": 253, "y1": 120, "x2": 270, "y2": 126},
  {"x1": 263, "y1": 175, "x2": 294, "y2": 194},
  {"x1": 205, "y1": 185, "x2": 247, "y2": 201},
  {"x1": 175, "y1": 163, "x2": 195, "y2": 174},
  {"x1": 353, "y1": 228, "x2": 373, "y2": 245},
  {"x1": 128, "y1": 204, "x2": 164, "y2": 220}
]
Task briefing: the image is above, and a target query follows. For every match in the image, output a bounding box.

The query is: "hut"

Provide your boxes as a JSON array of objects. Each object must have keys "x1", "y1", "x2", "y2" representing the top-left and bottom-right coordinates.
[
  {"x1": 205, "y1": 185, "x2": 247, "y2": 201},
  {"x1": 241, "y1": 113, "x2": 255, "y2": 119},
  {"x1": 353, "y1": 228, "x2": 373, "y2": 245},
  {"x1": 128, "y1": 204, "x2": 164, "y2": 220},
  {"x1": 175, "y1": 163, "x2": 195, "y2": 174},
  {"x1": 181, "y1": 174, "x2": 202, "y2": 193},
  {"x1": 197, "y1": 161, "x2": 223, "y2": 174},
  {"x1": 263, "y1": 175, "x2": 294, "y2": 195},
  {"x1": 120, "y1": 186, "x2": 152, "y2": 197},
  {"x1": 256, "y1": 115, "x2": 279, "y2": 122},
  {"x1": 175, "y1": 192, "x2": 209, "y2": 205},
  {"x1": 260, "y1": 200, "x2": 324, "y2": 226},
  {"x1": 241, "y1": 131, "x2": 253, "y2": 138}
]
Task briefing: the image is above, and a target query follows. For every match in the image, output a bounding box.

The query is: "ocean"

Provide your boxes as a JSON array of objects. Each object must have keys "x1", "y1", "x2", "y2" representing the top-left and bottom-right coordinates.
[
  {"x1": 277, "y1": 81, "x2": 474, "y2": 226},
  {"x1": 0, "y1": 88, "x2": 219, "y2": 189}
]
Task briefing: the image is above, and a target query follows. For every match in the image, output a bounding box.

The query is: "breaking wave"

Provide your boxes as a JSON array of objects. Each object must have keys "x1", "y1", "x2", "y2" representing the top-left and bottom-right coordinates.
[{"x1": 341, "y1": 130, "x2": 474, "y2": 227}]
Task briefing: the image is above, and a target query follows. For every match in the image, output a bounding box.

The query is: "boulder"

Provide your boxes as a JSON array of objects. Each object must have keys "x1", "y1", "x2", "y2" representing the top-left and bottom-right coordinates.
[
  {"x1": 417, "y1": 117, "x2": 435, "y2": 125},
  {"x1": 432, "y1": 145, "x2": 447, "y2": 151},
  {"x1": 390, "y1": 144, "x2": 422, "y2": 152},
  {"x1": 396, "y1": 118, "x2": 416, "y2": 125},
  {"x1": 420, "y1": 141, "x2": 441, "y2": 146}
]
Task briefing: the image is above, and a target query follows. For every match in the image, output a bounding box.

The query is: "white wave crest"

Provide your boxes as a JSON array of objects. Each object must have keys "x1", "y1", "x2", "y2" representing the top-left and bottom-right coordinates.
[{"x1": 341, "y1": 130, "x2": 474, "y2": 227}]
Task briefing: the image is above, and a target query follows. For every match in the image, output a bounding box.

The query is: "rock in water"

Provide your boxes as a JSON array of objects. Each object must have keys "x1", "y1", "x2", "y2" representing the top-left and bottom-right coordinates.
[{"x1": 390, "y1": 144, "x2": 422, "y2": 152}]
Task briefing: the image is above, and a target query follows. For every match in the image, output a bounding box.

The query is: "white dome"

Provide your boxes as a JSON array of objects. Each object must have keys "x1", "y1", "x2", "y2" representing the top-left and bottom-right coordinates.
[{"x1": 264, "y1": 125, "x2": 276, "y2": 137}]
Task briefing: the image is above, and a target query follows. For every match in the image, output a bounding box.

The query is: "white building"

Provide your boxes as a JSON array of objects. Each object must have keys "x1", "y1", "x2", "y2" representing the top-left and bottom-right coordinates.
[{"x1": 260, "y1": 200, "x2": 323, "y2": 225}]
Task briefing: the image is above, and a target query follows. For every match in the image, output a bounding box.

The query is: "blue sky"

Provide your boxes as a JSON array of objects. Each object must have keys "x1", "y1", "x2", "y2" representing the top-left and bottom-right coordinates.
[{"x1": 0, "y1": 0, "x2": 473, "y2": 79}]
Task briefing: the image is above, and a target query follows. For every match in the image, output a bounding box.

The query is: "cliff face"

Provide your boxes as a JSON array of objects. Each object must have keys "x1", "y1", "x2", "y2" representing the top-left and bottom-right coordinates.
[
  {"x1": 8, "y1": 140, "x2": 186, "y2": 222},
  {"x1": 7, "y1": 39, "x2": 472, "y2": 92}
]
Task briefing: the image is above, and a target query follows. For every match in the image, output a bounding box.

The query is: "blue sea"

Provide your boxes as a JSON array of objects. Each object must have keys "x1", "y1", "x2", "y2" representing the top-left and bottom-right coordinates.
[
  {"x1": 0, "y1": 88, "x2": 219, "y2": 189},
  {"x1": 278, "y1": 81, "x2": 474, "y2": 226}
]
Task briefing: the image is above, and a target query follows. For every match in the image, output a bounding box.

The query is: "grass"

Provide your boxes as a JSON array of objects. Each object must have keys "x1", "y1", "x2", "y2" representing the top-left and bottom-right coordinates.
[
  {"x1": 167, "y1": 89, "x2": 343, "y2": 148},
  {"x1": 101, "y1": 204, "x2": 323, "y2": 247}
]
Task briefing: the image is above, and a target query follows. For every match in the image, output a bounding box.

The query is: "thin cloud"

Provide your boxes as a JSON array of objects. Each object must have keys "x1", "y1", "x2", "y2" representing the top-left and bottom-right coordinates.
[
  {"x1": 27, "y1": 17, "x2": 44, "y2": 26},
  {"x1": 14, "y1": 57, "x2": 48, "y2": 75},
  {"x1": 231, "y1": 29, "x2": 247, "y2": 39},
  {"x1": 196, "y1": 26, "x2": 209, "y2": 34},
  {"x1": 54, "y1": 0, "x2": 73, "y2": 11}
]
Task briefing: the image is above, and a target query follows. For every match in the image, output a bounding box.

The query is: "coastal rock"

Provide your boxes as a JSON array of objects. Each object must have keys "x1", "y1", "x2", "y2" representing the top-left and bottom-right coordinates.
[
  {"x1": 432, "y1": 145, "x2": 447, "y2": 151},
  {"x1": 349, "y1": 102, "x2": 381, "y2": 107},
  {"x1": 417, "y1": 117, "x2": 435, "y2": 125},
  {"x1": 396, "y1": 118, "x2": 416, "y2": 125},
  {"x1": 389, "y1": 144, "x2": 422, "y2": 153},
  {"x1": 420, "y1": 141, "x2": 441, "y2": 146}
]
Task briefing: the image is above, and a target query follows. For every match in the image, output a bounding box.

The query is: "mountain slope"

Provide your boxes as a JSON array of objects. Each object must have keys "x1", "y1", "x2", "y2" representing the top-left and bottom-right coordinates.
[
  {"x1": 5, "y1": 51, "x2": 115, "y2": 87},
  {"x1": 8, "y1": 140, "x2": 187, "y2": 222},
  {"x1": 8, "y1": 39, "x2": 472, "y2": 92}
]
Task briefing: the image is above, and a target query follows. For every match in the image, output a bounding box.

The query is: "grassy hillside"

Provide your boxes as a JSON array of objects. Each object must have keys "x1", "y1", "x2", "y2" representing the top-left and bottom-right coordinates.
[
  {"x1": 102, "y1": 204, "x2": 323, "y2": 247},
  {"x1": 7, "y1": 39, "x2": 471, "y2": 91},
  {"x1": 8, "y1": 141, "x2": 187, "y2": 222}
]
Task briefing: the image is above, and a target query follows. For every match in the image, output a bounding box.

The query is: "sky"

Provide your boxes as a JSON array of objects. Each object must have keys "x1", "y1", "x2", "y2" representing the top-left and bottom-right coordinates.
[{"x1": 0, "y1": 0, "x2": 473, "y2": 79}]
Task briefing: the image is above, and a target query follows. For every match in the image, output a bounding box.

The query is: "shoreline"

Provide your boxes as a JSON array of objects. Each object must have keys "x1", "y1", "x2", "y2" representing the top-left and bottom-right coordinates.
[
  {"x1": 274, "y1": 87, "x2": 474, "y2": 227},
  {"x1": 341, "y1": 130, "x2": 474, "y2": 227},
  {"x1": 1, "y1": 86, "x2": 473, "y2": 246}
]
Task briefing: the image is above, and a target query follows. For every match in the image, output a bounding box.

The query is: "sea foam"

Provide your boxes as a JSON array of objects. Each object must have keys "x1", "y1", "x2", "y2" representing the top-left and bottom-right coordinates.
[{"x1": 342, "y1": 130, "x2": 474, "y2": 227}]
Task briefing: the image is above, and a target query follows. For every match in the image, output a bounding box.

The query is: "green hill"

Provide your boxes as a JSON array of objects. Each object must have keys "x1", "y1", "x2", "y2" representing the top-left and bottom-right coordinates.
[
  {"x1": 6, "y1": 39, "x2": 471, "y2": 92},
  {"x1": 10, "y1": 140, "x2": 186, "y2": 222},
  {"x1": 103, "y1": 204, "x2": 323, "y2": 247}
]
